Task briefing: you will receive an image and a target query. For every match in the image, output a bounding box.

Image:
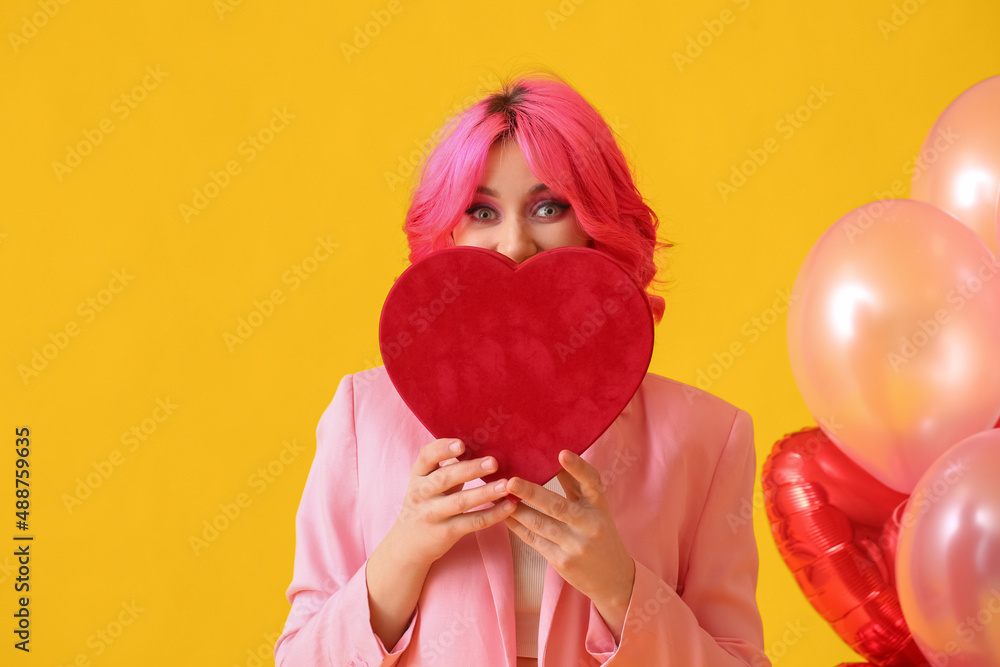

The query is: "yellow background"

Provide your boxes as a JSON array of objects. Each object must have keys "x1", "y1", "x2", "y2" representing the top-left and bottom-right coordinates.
[{"x1": 2, "y1": 0, "x2": 998, "y2": 664}]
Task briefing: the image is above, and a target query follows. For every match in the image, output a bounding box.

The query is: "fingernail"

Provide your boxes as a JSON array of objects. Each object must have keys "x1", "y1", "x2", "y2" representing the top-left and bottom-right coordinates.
[
  {"x1": 482, "y1": 458, "x2": 495, "y2": 470},
  {"x1": 494, "y1": 480, "x2": 507, "y2": 493},
  {"x1": 502, "y1": 500, "x2": 515, "y2": 512},
  {"x1": 450, "y1": 440, "x2": 462, "y2": 453}
]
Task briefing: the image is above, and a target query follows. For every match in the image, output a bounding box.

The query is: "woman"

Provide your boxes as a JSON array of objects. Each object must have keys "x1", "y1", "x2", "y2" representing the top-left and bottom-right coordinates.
[{"x1": 275, "y1": 72, "x2": 769, "y2": 666}]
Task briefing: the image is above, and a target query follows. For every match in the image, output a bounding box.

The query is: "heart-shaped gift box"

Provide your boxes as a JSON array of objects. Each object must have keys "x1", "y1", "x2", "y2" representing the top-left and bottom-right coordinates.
[{"x1": 379, "y1": 246, "x2": 654, "y2": 487}]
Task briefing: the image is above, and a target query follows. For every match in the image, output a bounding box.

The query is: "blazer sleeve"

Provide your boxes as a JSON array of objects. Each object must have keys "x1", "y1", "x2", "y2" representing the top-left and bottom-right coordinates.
[
  {"x1": 274, "y1": 374, "x2": 418, "y2": 666},
  {"x1": 583, "y1": 408, "x2": 771, "y2": 666}
]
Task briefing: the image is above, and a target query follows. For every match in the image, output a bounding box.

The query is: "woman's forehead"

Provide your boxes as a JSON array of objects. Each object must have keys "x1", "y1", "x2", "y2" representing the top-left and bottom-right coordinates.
[{"x1": 479, "y1": 139, "x2": 551, "y2": 194}]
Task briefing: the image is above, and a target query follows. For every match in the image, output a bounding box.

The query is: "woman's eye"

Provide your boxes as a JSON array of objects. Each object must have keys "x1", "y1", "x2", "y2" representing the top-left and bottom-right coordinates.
[
  {"x1": 536, "y1": 202, "x2": 568, "y2": 218},
  {"x1": 465, "y1": 206, "x2": 496, "y2": 222}
]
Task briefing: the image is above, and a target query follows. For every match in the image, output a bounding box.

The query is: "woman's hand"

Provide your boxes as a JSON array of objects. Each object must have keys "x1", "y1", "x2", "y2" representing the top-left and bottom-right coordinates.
[
  {"x1": 390, "y1": 437, "x2": 517, "y2": 566},
  {"x1": 367, "y1": 437, "x2": 516, "y2": 649},
  {"x1": 503, "y1": 449, "x2": 636, "y2": 642}
]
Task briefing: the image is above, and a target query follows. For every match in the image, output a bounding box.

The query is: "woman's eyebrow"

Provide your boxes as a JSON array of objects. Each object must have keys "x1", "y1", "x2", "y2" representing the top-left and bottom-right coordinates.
[{"x1": 475, "y1": 183, "x2": 552, "y2": 197}]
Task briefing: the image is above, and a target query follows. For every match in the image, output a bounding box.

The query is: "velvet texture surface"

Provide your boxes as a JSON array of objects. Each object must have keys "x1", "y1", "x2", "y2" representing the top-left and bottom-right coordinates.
[{"x1": 379, "y1": 246, "x2": 654, "y2": 488}]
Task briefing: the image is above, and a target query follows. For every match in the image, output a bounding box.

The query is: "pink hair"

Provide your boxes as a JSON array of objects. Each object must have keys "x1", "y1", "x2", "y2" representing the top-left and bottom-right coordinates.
[{"x1": 403, "y1": 72, "x2": 671, "y2": 323}]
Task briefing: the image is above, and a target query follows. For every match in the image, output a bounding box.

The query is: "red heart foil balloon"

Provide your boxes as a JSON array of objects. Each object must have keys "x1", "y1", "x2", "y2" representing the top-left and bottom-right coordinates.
[
  {"x1": 379, "y1": 246, "x2": 653, "y2": 488},
  {"x1": 762, "y1": 427, "x2": 929, "y2": 666}
]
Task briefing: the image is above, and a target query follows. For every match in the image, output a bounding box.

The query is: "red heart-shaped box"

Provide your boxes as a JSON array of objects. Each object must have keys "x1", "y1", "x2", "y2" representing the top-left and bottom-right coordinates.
[{"x1": 379, "y1": 246, "x2": 654, "y2": 488}]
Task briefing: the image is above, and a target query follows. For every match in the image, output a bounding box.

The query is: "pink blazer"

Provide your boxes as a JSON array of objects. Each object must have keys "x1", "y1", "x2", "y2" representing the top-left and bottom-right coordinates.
[{"x1": 275, "y1": 367, "x2": 769, "y2": 666}]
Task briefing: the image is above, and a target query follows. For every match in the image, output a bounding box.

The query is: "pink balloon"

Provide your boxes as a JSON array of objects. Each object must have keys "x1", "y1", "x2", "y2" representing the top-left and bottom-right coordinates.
[
  {"x1": 787, "y1": 198, "x2": 1000, "y2": 492},
  {"x1": 896, "y1": 430, "x2": 1000, "y2": 667},
  {"x1": 911, "y1": 75, "x2": 1000, "y2": 254}
]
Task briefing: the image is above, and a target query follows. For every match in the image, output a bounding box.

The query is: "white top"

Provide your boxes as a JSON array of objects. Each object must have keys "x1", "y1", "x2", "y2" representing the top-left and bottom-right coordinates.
[{"x1": 508, "y1": 476, "x2": 564, "y2": 659}]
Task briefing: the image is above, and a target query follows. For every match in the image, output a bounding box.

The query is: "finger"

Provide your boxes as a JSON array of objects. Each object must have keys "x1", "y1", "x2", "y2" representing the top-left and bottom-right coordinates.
[
  {"x1": 504, "y1": 513, "x2": 560, "y2": 556},
  {"x1": 429, "y1": 456, "x2": 499, "y2": 495},
  {"x1": 447, "y1": 495, "x2": 518, "y2": 535},
  {"x1": 506, "y1": 499, "x2": 569, "y2": 548},
  {"x1": 437, "y1": 456, "x2": 464, "y2": 495},
  {"x1": 559, "y1": 450, "x2": 605, "y2": 505},
  {"x1": 413, "y1": 438, "x2": 466, "y2": 476},
  {"x1": 507, "y1": 477, "x2": 573, "y2": 524},
  {"x1": 436, "y1": 478, "x2": 510, "y2": 517},
  {"x1": 555, "y1": 469, "x2": 583, "y2": 504}
]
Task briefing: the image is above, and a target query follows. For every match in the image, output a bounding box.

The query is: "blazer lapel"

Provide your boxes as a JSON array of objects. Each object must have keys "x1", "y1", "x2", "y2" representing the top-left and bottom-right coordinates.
[
  {"x1": 475, "y1": 522, "x2": 517, "y2": 666},
  {"x1": 538, "y1": 392, "x2": 638, "y2": 660},
  {"x1": 477, "y1": 385, "x2": 641, "y2": 665}
]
